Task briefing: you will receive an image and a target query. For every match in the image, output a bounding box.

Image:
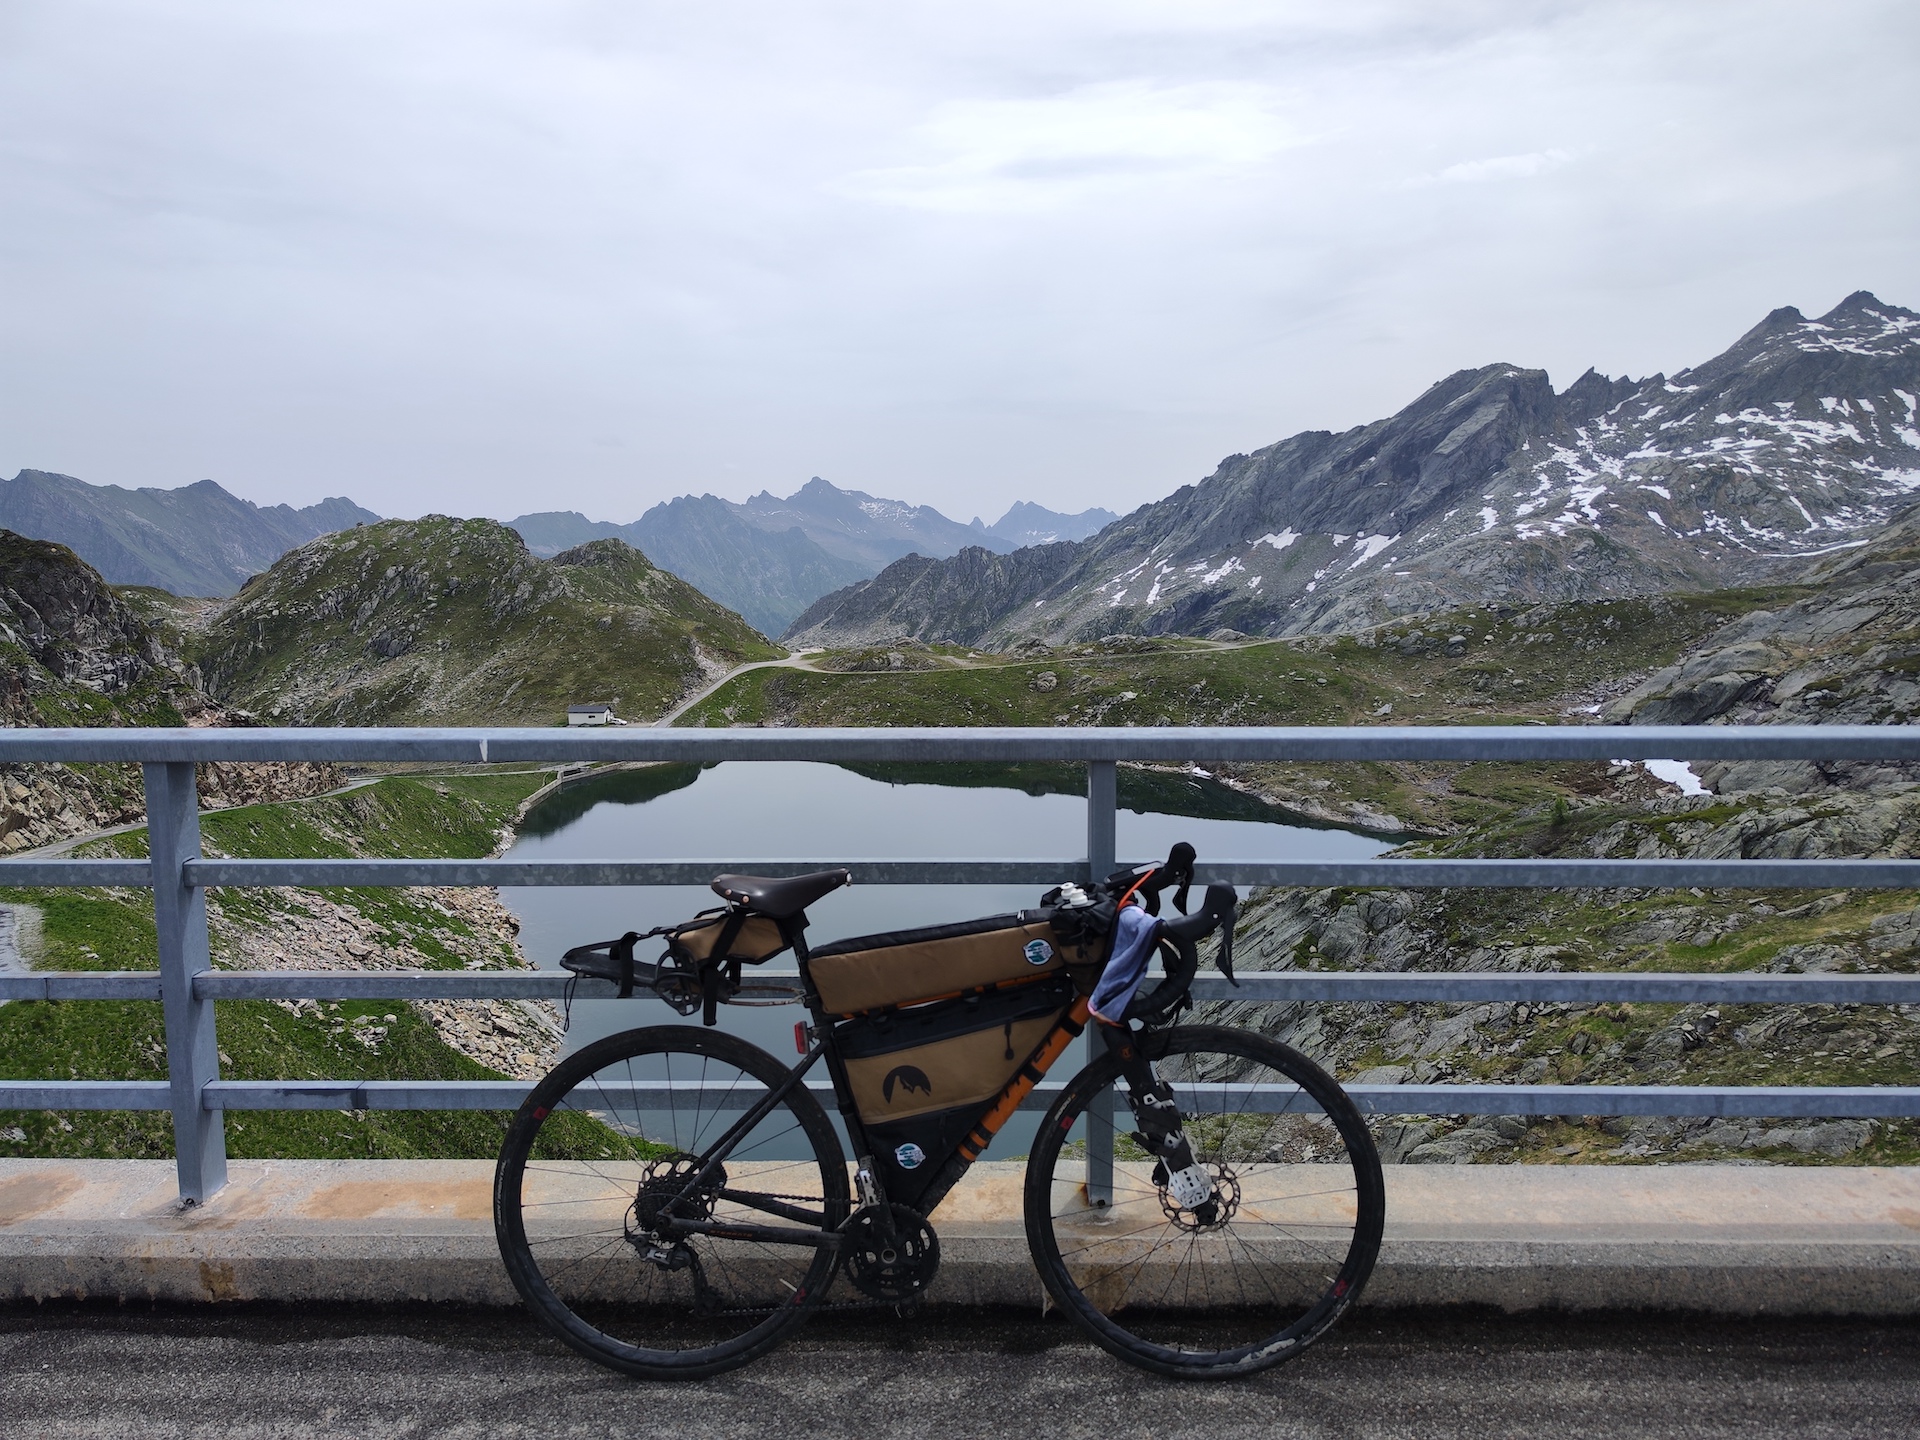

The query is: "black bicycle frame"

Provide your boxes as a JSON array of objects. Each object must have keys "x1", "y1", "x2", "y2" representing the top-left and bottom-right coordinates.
[{"x1": 656, "y1": 924, "x2": 1121, "y2": 1248}]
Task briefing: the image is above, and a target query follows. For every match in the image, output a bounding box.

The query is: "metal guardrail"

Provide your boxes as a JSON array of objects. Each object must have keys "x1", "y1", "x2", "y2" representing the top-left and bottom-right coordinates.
[{"x1": 2, "y1": 724, "x2": 1918, "y2": 1204}]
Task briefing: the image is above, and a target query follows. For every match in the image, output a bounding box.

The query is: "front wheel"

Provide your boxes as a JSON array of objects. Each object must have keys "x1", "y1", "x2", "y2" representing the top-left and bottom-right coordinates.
[
  {"x1": 494, "y1": 1025, "x2": 850, "y2": 1380},
  {"x1": 1024, "y1": 1024, "x2": 1384, "y2": 1379}
]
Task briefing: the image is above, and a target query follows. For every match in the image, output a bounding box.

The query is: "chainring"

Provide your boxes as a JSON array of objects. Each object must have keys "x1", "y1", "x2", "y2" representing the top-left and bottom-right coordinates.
[{"x1": 839, "y1": 1204, "x2": 940, "y2": 1302}]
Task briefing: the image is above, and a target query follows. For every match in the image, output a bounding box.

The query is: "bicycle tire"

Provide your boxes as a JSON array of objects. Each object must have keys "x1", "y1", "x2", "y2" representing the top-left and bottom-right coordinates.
[
  {"x1": 495, "y1": 1025, "x2": 849, "y2": 1380},
  {"x1": 1024, "y1": 1024, "x2": 1384, "y2": 1379}
]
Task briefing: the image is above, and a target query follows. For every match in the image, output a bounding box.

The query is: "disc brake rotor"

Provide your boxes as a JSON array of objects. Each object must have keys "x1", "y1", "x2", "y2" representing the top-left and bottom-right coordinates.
[{"x1": 1155, "y1": 1159, "x2": 1242, "y2": 1232}]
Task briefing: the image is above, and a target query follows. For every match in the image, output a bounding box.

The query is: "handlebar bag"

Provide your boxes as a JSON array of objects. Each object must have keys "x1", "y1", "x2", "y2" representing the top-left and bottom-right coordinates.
[
  {"x1": 833, "y1": 974, "x2": 1073, "y2": 1207},
  {"x1": 806, "y1": 914, "x2": 1067, "y2": 1016}
]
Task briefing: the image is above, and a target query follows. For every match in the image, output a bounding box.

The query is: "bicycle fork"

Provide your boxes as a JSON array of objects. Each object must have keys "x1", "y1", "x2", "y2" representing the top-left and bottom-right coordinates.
[{"x1": 1099, "y1": 1024, "x2": 1219, "y2": 1218}]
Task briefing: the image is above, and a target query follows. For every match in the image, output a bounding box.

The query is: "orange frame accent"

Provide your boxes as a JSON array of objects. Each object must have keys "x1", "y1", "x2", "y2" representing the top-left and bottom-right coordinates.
[{"x1": 956, "y1": 995, "x2": 1093, "y2": 1162}]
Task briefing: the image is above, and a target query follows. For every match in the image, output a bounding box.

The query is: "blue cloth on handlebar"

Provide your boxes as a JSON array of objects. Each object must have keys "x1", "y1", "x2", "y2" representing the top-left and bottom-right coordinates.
[{"x1": 1088, "y1": 903, "x2": 1162, "y2": 1023}]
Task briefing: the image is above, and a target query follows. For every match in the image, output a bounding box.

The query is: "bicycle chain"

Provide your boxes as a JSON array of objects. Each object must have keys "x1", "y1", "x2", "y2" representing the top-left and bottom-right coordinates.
[{"x1": 660, "y1": 1189, "x2": 931, "y2": 1319}]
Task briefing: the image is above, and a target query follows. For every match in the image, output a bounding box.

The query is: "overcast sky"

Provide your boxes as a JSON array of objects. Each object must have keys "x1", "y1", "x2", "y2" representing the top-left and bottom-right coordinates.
[{"x1": 2, "y1": 1, "x2": 1915, "y2": 525}]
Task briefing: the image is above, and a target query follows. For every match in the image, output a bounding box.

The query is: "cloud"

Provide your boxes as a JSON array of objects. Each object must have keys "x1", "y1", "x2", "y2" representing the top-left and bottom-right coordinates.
[
  {"x1": 837, "y1": 79, "x2": 1308, "y2": 213},
  {"x1": 1432, "y1": 148, "x2": 1574, "y2": 184},
  {"x1": 0, "y1": 1, "x2": 1914, "y2": 526}
]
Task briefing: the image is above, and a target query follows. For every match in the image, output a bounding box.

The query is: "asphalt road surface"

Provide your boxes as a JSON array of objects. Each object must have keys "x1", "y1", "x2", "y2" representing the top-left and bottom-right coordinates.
[{"x1": 3, "y1": 1303, "x2": 1917, "y2": 1439}]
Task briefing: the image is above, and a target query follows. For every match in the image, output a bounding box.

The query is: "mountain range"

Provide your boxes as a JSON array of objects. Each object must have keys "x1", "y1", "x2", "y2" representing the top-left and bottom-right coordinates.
[
  {"x1": 785, "y1": 291, "x2": 1920, "y2": 649},
  {"x1": 0, "y1": 465, "x2": 1112, "y2": 640},
  {"x1": 506, "y1": 481, "x2": 1115, "y2": 636},
  {"x1": 0, "y1": 470, "x2": 379, "y2": 598},
  {"x1": 10, "y1": 292, "x2": 1914, "y2": 655}
]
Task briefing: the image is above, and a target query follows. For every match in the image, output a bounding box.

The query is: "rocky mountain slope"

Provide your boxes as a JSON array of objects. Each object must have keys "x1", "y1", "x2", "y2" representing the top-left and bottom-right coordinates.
[
  {"x1": 192, "y1": 517, "x2": 780, "y2": 725},
  {"x1": 786, "y1": 292, "x2": 1920, "y2": 649},
  {"x1": 0, "y1": 531, "x2": 174, "y2": 713},
  {"x1": 1603, "y1": 500, "x2": 1920, "y2": 796},
  {"x1": 1213, "y1": 577, "x2": 1920, "y2": 1167},
  {"x1": 0, "y1": 531, "x2": 337, "y2": 851},
  {"x1": 1219, "y1": 821, "x2": 1919, "y2": 1167},
  {"x1": 1201, "y1": 497, "x2": 1920, "y2": 1168},
  {"x1": 0, "y1": 470, "x2": 379, "y2": 597}
]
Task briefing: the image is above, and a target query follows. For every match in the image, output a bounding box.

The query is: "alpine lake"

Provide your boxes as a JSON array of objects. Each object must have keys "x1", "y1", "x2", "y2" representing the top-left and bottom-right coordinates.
[{"x1": 495, "y1": 760, "x2": 1393, "y2": 1158}]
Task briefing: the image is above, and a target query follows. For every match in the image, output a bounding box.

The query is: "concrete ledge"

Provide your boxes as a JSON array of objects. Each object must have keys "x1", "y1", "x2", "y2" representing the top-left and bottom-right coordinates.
[{"x1": 3, "y1": 1159, "x2": 1918, "y2": 1314}]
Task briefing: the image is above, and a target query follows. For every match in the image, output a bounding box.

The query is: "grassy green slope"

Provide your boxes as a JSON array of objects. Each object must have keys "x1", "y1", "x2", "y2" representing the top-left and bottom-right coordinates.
[
  {"x1": 193, "y1": 517, "x2": 783, "y2": 725},
  {"x1": 0, "y1": 772, "x2": 551, "y2": 1160},
  {"x1": 687, "y1": 588, "x2": 1811, "y2": 831}
]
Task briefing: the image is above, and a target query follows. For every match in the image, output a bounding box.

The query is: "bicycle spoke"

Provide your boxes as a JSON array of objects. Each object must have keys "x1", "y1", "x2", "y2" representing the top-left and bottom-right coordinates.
[
  {"x1": 1028, "y1": 1025, "x2": 1382, "y2": 1376},
  {"x1": 497, "y1": 1026, "x2": 846, "y2": 1378}
]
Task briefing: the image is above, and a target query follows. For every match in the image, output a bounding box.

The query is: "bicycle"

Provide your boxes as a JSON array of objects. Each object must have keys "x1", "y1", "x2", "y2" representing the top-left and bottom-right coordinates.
[{"x1": 493, "y1": 846, "x2": 1385, "y2": 1380}]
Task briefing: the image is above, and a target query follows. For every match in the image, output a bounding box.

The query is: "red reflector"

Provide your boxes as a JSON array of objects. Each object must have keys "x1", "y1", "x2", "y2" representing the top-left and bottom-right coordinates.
[
  {"x1": 532, "y1": 1107, "x2": 549, "y2": 1121},
  {"x1": 794, "y1": 1021, "x2": 808, "y2": 1054}
]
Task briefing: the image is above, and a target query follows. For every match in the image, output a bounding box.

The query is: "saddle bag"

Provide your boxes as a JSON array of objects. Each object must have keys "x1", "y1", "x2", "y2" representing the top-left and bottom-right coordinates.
[
  {"x1": 833, "y1": 973, "x2": 1074, "y2": 1207},
  {"x1": 667, "y1": 907, "x2": 790, "y2": 965},
  {"x1": 805, "y1": 913, "x2": 1070, "y2": 1016},
  {"x1": 559, "y1": 906, "x2": 796, "y2": 1021}
]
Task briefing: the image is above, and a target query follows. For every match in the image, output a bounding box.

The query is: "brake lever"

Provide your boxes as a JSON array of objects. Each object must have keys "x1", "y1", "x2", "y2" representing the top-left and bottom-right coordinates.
[{"x1": 1208, "y1": 885, "x2": 1239, "y2": 986}]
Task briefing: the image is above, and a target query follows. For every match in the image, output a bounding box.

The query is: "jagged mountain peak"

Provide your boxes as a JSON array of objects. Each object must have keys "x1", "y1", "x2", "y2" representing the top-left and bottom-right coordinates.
[
  {"x1": 974, "y1": 500, "x2": 1121, "y2": 547},
  {"x1": 1557, "y1": 367, "x2": 1643, "y2": 424},
  {"x1": 1821, "y1": 289, "x2": 1905, "y2": 322}
]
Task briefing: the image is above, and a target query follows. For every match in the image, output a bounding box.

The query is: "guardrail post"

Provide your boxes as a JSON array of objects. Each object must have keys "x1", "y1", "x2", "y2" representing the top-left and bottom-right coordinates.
[
  {"x1": 1085, "y1": 761, "x2": 1116, "y2": 1206},
  {"x1": 145, "y1": 762, "x2": 227, "y2": 1203}
]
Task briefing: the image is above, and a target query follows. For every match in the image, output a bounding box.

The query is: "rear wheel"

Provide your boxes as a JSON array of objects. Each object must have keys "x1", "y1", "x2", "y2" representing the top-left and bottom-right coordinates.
[
  {"x1": 495, "y1": 1025, "x2": 849, "y2": 1379},
  {"x1": 1024, "y1": 1024, "x2": 1383, "y2": 1378}
]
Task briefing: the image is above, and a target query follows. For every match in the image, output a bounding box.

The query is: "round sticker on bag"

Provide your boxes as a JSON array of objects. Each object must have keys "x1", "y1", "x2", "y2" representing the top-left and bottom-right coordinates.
[
  {"x1": 1023, "y1": 938, "x2": 1054, "y2": 967},
  {"x1": 894, "y1": 1142, "x2": 926, "y2": 1170}
]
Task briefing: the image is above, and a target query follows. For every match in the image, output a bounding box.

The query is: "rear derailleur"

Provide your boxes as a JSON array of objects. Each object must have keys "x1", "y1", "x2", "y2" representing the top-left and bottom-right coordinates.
[{"x1": 626, "y1": 1153, "x2": 727, "y2": 1272}]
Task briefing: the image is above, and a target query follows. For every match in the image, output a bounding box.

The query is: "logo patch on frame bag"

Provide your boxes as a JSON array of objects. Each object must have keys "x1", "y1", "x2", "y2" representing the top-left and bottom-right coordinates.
[{"x1": 883, "y1": 1065, "x2": 932, "y2": 1103}]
